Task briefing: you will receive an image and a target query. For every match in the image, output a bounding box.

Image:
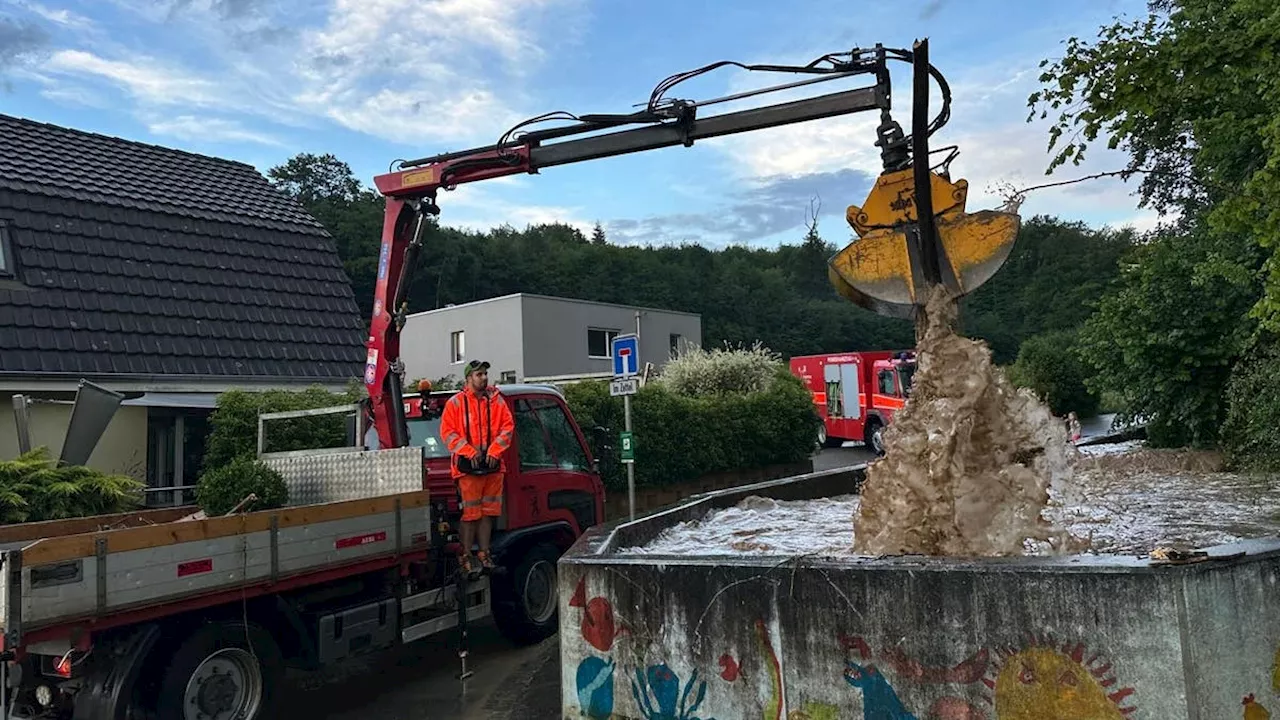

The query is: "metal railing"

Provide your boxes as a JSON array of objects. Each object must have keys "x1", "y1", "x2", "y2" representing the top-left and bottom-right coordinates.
[
  {"x1": 142, "y1": 484, "x2": 199, "y2": 508},
  {"x1": 256, "y1": 403, "x2": 367, "y2": 459}
]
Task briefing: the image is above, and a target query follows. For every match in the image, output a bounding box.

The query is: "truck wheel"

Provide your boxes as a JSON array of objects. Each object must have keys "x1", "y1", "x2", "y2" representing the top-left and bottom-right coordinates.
[
  {"x1": 493, "y1": 542, "x2": 560, "y2": 646},
  {"x1": 155, "y1": 621, "x2": 282, "y2": 720},
  {"x1": 867, "y1": 421, "x2": 887, "y2": 457}
]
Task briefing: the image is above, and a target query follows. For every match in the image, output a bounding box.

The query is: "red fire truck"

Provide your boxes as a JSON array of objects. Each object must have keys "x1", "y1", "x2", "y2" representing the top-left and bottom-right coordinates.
[{"x1": 789, "y1": 350, "x2": 916, "y2": 455}]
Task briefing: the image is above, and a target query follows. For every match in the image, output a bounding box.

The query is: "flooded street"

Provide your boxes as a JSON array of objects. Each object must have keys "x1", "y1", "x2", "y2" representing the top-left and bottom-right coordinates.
[
  {"x1": 1051, "y1": 443, "x2": 1280, "y2": 555},
  {"x1": 623, "y1": 441, "x2": 1280, "y2": 558}
]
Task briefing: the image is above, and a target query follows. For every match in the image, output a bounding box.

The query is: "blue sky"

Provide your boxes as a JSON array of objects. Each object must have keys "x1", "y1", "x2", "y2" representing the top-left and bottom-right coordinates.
[{"x1": 0, "y1": 0, "x2": 1162, "y2": 247}]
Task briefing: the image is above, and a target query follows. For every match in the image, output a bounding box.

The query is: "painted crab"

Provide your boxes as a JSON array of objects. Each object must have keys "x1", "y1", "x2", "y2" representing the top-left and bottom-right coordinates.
[{"x1": 630, "y1": 663, "x2": 715, "y2": 720}]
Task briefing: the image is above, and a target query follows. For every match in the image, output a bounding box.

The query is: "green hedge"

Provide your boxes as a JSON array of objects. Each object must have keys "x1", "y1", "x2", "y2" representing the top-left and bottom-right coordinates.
[{"x1": 564, "y1": 368, "x2": 819, "y2": 491}]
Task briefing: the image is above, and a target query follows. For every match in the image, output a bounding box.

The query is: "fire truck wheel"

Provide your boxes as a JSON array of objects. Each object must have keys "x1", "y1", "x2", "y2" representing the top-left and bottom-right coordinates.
[
  {"x1": 154, "y1": 620, "x2": 283, "y2": 720},
  {"x1": 493, "y1": 542, "x2": 561, "y2": 646},
  {"x1": 867, "y1": 421, "x2": 887, "y2": 456}
]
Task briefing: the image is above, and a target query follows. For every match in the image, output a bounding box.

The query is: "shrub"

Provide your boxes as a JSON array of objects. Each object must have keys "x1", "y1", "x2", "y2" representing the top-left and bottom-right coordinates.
[
  {"x1": 657, "y1": 341, "x2": 783, "y2": 396},
  {"x1": 1008, "y1": 329, "x2": 1100, "y2": 418},
  {"x1": 1222, "y1": 339, "x2": 1280, "y2": 472},
  {"x1": 204, "y1": 384, "x2": 362, "y2": 469},
  {"x1": 0, "y1": 448, "x2": 143, "y2": 524},
  {"x1": 565, "y1": 367, "x2": 819, "y2": 492},
  {"x1": 196, "y1": 456, "x2": 289, "y2": 516}
]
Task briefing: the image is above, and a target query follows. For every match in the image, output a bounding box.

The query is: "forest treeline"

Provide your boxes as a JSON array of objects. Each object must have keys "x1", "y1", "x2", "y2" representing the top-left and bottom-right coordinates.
[{"x1": 266, "y1": 153, "x2": 1132, "y2": 367}]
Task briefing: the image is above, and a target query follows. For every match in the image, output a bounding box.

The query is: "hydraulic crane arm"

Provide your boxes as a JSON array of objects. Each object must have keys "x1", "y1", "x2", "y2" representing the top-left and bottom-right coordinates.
[{"x1": 363, "y1": 41, "x2": 1017, "y2": 450}]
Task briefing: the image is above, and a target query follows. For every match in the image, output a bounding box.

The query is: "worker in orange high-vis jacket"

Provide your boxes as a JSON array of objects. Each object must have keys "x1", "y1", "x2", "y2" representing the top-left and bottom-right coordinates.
[{"x1": 439, "y1": 359, "x2": 515, "y2": 576}]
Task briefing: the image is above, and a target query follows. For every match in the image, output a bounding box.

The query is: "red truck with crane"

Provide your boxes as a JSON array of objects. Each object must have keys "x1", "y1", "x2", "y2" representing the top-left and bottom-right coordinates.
[
  {"x1": 0, "y1": 40, "x2": 1019, "y2": 719},
  {"x1": 789, "y1": 350, "x2": 916, "y2": 455}
]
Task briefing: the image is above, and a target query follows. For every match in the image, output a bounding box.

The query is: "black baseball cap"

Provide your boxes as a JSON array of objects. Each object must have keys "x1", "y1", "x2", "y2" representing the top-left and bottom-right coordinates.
[{"x1": 464, "y1": 360, "x2": 490, "y2": 376}]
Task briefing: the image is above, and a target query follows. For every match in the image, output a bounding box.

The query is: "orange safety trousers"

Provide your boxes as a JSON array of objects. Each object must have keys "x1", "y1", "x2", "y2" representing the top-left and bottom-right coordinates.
[{"x1": 458, "y1": 472, "x2": 503, "y2": 522}]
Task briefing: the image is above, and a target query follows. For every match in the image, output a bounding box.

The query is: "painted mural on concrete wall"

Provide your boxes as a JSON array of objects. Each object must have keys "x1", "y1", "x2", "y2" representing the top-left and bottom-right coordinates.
[{"x1": 564, "y1": 576, "x2": 1280, "y2": 719}]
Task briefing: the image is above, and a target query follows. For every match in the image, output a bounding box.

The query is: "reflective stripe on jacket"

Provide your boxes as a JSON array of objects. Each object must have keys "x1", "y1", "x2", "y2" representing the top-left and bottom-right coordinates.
[{"x1": 438, "y1": 386, "x2": 515, "y2": 476}]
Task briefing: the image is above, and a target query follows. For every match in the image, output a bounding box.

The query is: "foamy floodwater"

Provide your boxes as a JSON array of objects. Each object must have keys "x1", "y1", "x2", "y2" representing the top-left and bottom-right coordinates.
[
  {"x1": 620, "y1": 443, "x2": 1280, "y2": 558},
  {"x1": 619, "y1": 495, "x2": 861, "y2": 557}
]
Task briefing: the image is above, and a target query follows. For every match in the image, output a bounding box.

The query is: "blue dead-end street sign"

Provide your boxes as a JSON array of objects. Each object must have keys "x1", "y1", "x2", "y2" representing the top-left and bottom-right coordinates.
[{"x1": 612, "y1": 334, "x2": 639, "y2": 377}]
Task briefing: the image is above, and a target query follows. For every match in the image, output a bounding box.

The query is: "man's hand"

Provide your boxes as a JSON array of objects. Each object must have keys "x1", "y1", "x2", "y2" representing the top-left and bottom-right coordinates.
[{"x1": 485, "y1": 454, "x2": 500, "y2": 470}]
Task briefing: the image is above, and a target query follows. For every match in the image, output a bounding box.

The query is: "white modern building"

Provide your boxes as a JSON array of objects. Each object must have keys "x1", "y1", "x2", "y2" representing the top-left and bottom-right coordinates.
[{"x1": 400, "y1": 293, "x2": 703, "y2": 384}]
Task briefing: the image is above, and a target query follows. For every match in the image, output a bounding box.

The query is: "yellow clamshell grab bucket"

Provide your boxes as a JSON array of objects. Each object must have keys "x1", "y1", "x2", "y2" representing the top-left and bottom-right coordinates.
[
  {"x1": 828, "y1": 38, "x2": 1020, "y2": 321},
  {"x1": 828, "y1": 167, "x2": 1020, "y2": 320}
]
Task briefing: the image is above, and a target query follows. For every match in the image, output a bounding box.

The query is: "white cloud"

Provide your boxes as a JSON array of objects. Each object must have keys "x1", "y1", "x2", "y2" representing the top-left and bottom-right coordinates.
[
  {"x1": 146, "y1": 114, "x2": 283, "y2": 146},
  {"x1": 441, "y1": 183, "x2": 595, "y2": 236},
  {"x1": 291, "y1": 0, "x2": 571, "y2": 144},
  {"x1": 12, "y1": 0, "x2": 94, "y2": 29},
  {"x1": 46, "y1": 49, "x2": 224, "y2": 107},
  {"x1": 34, "y1": 0, "x2": 579, "y2": 147},
  {"x1": 38, "y1": 84, "x2": 108, "y2": 108}
]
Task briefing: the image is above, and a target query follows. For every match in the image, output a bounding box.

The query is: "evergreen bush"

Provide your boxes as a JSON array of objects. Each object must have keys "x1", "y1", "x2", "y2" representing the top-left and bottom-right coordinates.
[
  {"x1": 0, "y1": 448, "x2": 143, "y2": 524},
  {"x1": 196, "y1": 456, "x2": 289, "y2": 516}
]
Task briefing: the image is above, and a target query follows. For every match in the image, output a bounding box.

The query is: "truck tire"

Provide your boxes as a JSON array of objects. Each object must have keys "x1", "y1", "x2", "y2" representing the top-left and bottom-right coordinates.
[
  {"x1": 866, "y1": 420, "x2": 887, "y2": 457},
  {"x1": 493, "y1": 542, "x2": 560, "y2": 646},
  {"x1": 154, "y1": 620, "x2": 283, "y2": 720}
]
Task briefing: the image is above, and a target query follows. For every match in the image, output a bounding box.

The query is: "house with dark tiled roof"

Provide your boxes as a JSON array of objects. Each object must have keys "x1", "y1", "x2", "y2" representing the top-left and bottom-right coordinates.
[{"x1": 0, "y1": 112, "x2": 366, "y2": 499}]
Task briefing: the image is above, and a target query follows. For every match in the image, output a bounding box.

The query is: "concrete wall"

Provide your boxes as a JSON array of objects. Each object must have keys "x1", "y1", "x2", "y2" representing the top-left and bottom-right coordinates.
[
  {"x1": 400, "y1": 295, "x2": 524, "y2": 384},
  {"x1": 0, "y1": 402, "x2": 147, "y2": 480},
  {"x1": 521, "y1": 295, "x2": 702, "y2": 380},
  {"x1": 559, "y1": 469, "x2": 1280, "y2": 720}
]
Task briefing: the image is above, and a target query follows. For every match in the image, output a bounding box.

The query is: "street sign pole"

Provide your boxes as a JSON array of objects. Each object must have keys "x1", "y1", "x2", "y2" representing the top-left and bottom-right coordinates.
[
  {"x1": 624, "y1": 394, "x2": 634, "y2": 521},
  {"x1": 611, "y1": 334, "x2": 640, "y2": 521}
]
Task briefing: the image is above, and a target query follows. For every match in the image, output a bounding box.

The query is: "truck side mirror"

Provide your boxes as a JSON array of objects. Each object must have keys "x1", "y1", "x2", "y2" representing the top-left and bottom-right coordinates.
[{"x1": 590, "y1": 425, "x2": 611, "y2": 452}]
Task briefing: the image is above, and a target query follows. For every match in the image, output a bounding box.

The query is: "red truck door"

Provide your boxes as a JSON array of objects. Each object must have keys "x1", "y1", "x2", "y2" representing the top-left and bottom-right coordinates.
[{"x1": 506, "y1": 394, "x2": 603, "y2": 535}]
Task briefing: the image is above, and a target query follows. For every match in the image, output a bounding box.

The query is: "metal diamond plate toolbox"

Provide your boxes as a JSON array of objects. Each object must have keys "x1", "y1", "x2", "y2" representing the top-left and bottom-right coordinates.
[{"x1": 262, "y1": 446, "x2": 425, "y2": 506}]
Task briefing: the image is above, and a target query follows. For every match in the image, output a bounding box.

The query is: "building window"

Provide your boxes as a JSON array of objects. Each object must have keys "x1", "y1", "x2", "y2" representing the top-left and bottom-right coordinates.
[
  {"x1": 669, "y1": 333, "x2": 682, "y2": 358},
  {"x1": 500, "y1": 370, "x2": 517, "y2": 384},
  {"x1": 0, "y1": 220, "x2": 14, "y2": 279},
  {"x1": 450, "y1": 330, "x2": 465, "y2": 363},
  {"x1": 587, "y1": 328, "x2": 619, "y2": 358},
  {"x1": 145, "y1": 409, "x2": 211, "y2": 507}
]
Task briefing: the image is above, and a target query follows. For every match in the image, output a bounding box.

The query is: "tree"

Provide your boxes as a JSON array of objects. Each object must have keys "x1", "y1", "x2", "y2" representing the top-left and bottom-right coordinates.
[
  {"x1": 1007, "y1": 329, "x2": 1099, "y2": 418},
  {"x1": 267, "y1": 152, "x2": 363, "y2": 205},
  {"x1": 1074, "y1": 222, "x2": 1263, "y2": 447},
  {"x1": 961, "y1": 216, "x2": 1134, "y2": 363},
  {"x1": 1029, "y1": 0, "x2": 1280, "y2": 328},
  {"x1": 591, "y1": 222, "x2": 607, "y2": 245}
]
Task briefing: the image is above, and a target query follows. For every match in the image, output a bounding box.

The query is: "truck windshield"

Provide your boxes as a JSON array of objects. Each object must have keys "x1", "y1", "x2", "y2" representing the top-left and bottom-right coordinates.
[{"x1": 406, "y1": 418, "x2": 451, "y2": 459}]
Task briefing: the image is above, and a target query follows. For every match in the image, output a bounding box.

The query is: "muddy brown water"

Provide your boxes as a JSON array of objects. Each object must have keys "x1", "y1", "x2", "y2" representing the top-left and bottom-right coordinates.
[
  {"x1": 852, "y1": 287, "x2": 1080, "y2": 557},
  {"x1": 621, "y1": 444, "x2": 1280, "y2": 557}
]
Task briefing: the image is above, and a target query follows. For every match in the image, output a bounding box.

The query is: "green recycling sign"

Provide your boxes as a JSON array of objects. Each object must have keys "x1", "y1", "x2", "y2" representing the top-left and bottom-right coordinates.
[{"x1": 620, "y1": 431, "x2": 635, "y2": 462}]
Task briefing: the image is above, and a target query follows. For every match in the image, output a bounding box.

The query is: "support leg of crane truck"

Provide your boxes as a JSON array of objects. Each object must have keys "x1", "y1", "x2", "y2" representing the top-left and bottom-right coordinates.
[{"x1": 0, "y1": 421, "x2": 561, "y2": 719}]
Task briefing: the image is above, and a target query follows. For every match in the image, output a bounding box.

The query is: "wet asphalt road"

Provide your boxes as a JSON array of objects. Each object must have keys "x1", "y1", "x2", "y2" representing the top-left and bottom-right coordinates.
[{"x1": 284, "y1": 445, "x2": 871, "y2": 719}]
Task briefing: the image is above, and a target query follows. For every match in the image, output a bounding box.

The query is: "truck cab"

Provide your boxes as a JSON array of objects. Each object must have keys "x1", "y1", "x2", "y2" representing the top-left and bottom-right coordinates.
[
  {"x1": 400, "y1": 382, "x2": 606, "y2": 643},
  {"x1": 402, "y1": 382, "x2": 605, "y2": 541}
]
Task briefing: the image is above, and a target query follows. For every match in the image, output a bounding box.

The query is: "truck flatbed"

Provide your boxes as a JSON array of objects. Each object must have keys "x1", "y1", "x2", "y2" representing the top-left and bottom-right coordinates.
[{"x1": 0, "y1": 446, "x2": 435, "y2": 648}]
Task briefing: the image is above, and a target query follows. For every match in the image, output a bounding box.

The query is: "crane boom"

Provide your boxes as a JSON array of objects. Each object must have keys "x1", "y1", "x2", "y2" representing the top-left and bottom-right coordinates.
[{"x1": 362, "y1": 41, "x2": 1019, "y2": 451}]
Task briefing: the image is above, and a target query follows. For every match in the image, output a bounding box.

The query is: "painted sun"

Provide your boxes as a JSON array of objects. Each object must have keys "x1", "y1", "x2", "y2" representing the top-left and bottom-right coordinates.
[{"x1": 981, "y1": 635, "x2": 1137, "y2": 720}]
